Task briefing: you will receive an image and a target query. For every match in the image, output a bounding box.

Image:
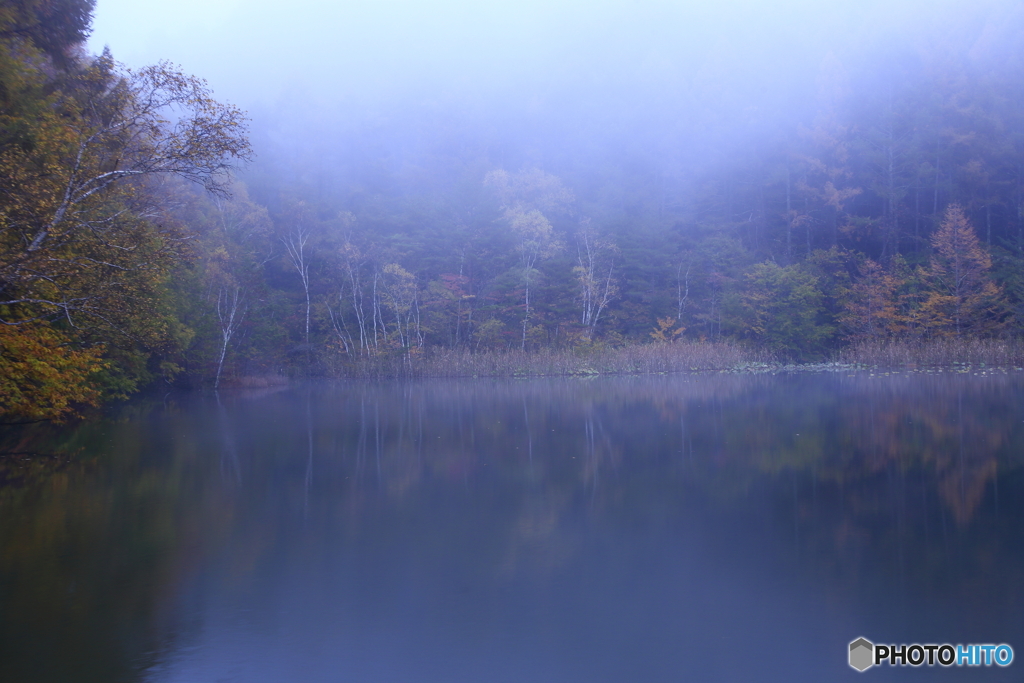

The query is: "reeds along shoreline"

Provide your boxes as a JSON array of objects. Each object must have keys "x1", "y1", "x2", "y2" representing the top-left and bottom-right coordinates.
[
  {"x1": 323, "y1": 342, "x2": 773, "y2": 379},
  {"x1": 837, "y1": 338, "x2": 1024, "y2": 368},
  {"x1": 225, "y1": 339, "x2": 1024, "y2": 385}
]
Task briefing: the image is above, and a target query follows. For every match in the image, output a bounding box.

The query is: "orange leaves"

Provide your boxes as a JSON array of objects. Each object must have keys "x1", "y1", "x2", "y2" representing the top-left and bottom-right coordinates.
[
  {"x1": 921, "y1": 204, "x2": 1003, "y2": 337},
  {"x1": 841, "y1": 259, "x2": 901, "y2": 340},
  {"x1": 842, "y1": 205, "x2": 1006, "y2": 342}
]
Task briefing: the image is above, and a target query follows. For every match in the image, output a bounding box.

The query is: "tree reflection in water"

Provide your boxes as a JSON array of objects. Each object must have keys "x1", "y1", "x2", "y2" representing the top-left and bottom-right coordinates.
[{"x1": 2, "y1": 372, "x2": 1023, "y2": 682}]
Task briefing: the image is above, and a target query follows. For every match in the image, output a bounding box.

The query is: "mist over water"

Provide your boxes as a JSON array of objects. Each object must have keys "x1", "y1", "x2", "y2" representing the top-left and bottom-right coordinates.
[{"x1": 0, "y1": 3, "x2": 1016, "y2": 679}]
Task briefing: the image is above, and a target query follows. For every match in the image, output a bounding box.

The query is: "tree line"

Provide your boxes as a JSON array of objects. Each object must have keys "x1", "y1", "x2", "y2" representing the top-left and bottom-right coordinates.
[{"x1": 3, "y1": 1, "x2": 1024, "y2": 421}]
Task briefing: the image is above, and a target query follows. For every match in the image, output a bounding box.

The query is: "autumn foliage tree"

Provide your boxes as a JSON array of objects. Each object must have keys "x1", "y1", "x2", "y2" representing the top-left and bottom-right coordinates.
[
  {"x1": 841, "y1": 258, "x2": 901, "y2": 340},
  {"x1": 0, "y1": 14, "x2": 250, "y2": 419},
  {"x1": 0, "y1": 322, "x2": 103, "y2": 422},
  {"x1": 920, "y1": 205, "x2": 1002, "y2": 338},
  {"x1": 0, "y1": 55, "x2": 250, "y2": 326}
]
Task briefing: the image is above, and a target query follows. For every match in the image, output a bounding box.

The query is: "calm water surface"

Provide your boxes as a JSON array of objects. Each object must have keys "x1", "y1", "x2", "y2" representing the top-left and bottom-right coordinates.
[{"x1": 2, "y1": 372, "x2": 1024, "y2": 682}]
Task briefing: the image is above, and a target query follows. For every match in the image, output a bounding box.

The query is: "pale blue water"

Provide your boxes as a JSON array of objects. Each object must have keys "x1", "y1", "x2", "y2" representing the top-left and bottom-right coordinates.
[{"x1": 2, "y1": 373, "x2": 1023, "y2": 681}]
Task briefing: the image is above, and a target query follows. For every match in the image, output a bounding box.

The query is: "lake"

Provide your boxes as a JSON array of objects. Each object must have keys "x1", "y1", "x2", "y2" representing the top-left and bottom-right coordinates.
[{"x1": 2, "y1": 371, "x2": 1023, "y2": 682}]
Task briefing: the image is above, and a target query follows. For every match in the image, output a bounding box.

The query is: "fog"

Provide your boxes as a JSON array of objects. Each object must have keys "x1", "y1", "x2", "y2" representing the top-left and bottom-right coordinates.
[
  {"x1": 91, "y1": 0, "x2": 992, "y2": 103},
  {"x1": 73, "y1": 0, "x2": 1024, "y2": 360},
  {"x1": 90, "y1": 0, "x2": 1021, "y2": 185},
  {"x1": 11, "y1": 5, "x2": 1024, "y2": 678}
]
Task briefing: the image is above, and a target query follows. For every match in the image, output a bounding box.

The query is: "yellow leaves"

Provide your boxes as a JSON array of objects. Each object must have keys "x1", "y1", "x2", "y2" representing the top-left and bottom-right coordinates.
[
  {"x1": 484, "y1": 168, "x2": 574, "y2": 215},
  {"x1": 486, "y1": 169, "x2": 571, "y2": 261},
  {"x1": 381, "y1": 263, "x2": 416, "y2": 316},
  {"x1": 822, "y1": 180, "x2": 861, "y2": 211},
  {"x1": 650, "y1": 317, "x2": 684, "y2": 343},
  {"x1": 923, "y1": 204, "x2": 1003, "y2": 337},
  {"x1": 382, "y1": 263, "x2": 412, "y2": 279},
  {"x1": 842, "y1": 206, "x2": 1006, "y2": 342},
  {"x1": 506, "y1": 207, "x2": 553, "y2": 245},
  {"x1": 0, "y1": 47, "x2": 248, "y2": 399},
  {"x1": 0, "y1": 322, "x2": 105, "y2": 422},
  {"x1": 931, "y1": 204, "x2": 991, "y2": 276}
]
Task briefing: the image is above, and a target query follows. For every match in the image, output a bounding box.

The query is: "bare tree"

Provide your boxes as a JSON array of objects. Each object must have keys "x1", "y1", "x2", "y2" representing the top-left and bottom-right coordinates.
[
  {"x1": 676, "y1": 258, "x2": 690, "y2": 328},
  {"x1": 283, "y1": 221, "x2": 313, "y2": 352},
  {"x1": 338, "y1": 238, "x2": 369, "y2": 354},
  {"x1": 574, "y1": 220, "x2": 617, "y2": 339},
  {"x1": 214, "y1": 286, "x2": 246, "y2": 389},
  {"x1": 381, "y1": 262, "x2": 421, "y2": 353}
]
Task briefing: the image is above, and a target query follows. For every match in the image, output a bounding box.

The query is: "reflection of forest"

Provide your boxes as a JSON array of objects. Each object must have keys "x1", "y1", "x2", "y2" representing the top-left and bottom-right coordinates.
[{"x1": 2, "y1": 374, "x2": 1024, "y2": 681}]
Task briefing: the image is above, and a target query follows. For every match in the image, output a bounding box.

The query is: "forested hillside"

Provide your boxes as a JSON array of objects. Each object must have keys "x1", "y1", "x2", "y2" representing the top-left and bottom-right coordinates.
[
  {"x1": 200, "y1": 2, "x2": 1024, "y2": 368},
  {"x1": 4, "y1": 0, "x2": 1024, "y2": 419}
]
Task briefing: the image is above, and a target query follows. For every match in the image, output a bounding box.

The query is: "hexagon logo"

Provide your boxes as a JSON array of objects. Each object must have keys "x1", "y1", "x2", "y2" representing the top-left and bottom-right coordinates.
[{"x1": 849, "y1": 637, "x2": 874, "y2": 672}]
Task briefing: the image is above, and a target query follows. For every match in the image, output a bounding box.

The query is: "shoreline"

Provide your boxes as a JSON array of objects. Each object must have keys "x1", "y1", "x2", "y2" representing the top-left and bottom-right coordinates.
[{"x1": 217, "y1": 338, "x2": 1024, "y2": 383}]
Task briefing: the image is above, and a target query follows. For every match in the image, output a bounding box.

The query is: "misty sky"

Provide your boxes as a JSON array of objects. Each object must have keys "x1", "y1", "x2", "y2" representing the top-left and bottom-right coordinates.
[
  {"x1": 89, "y1": 0, "x2": 994, "y2": 108},
  {"x1": 86, "y1": 0, "x2": 1024, "y2": 187}
]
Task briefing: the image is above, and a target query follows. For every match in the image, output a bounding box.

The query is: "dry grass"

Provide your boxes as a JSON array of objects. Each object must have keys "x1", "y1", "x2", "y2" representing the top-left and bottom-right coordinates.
[
  {"x1": 330, "y1": 342, "x2": 772, "y2": 379},
  {"x1": 230, "y1": 338, "x2": 1024, "y2": 385},
  {"x1": 228, "y1": 374, "x2": 291, "y2": 388},
  {"x1": 837, "y1": 338, "x2": 1024, "y2": 368}
]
